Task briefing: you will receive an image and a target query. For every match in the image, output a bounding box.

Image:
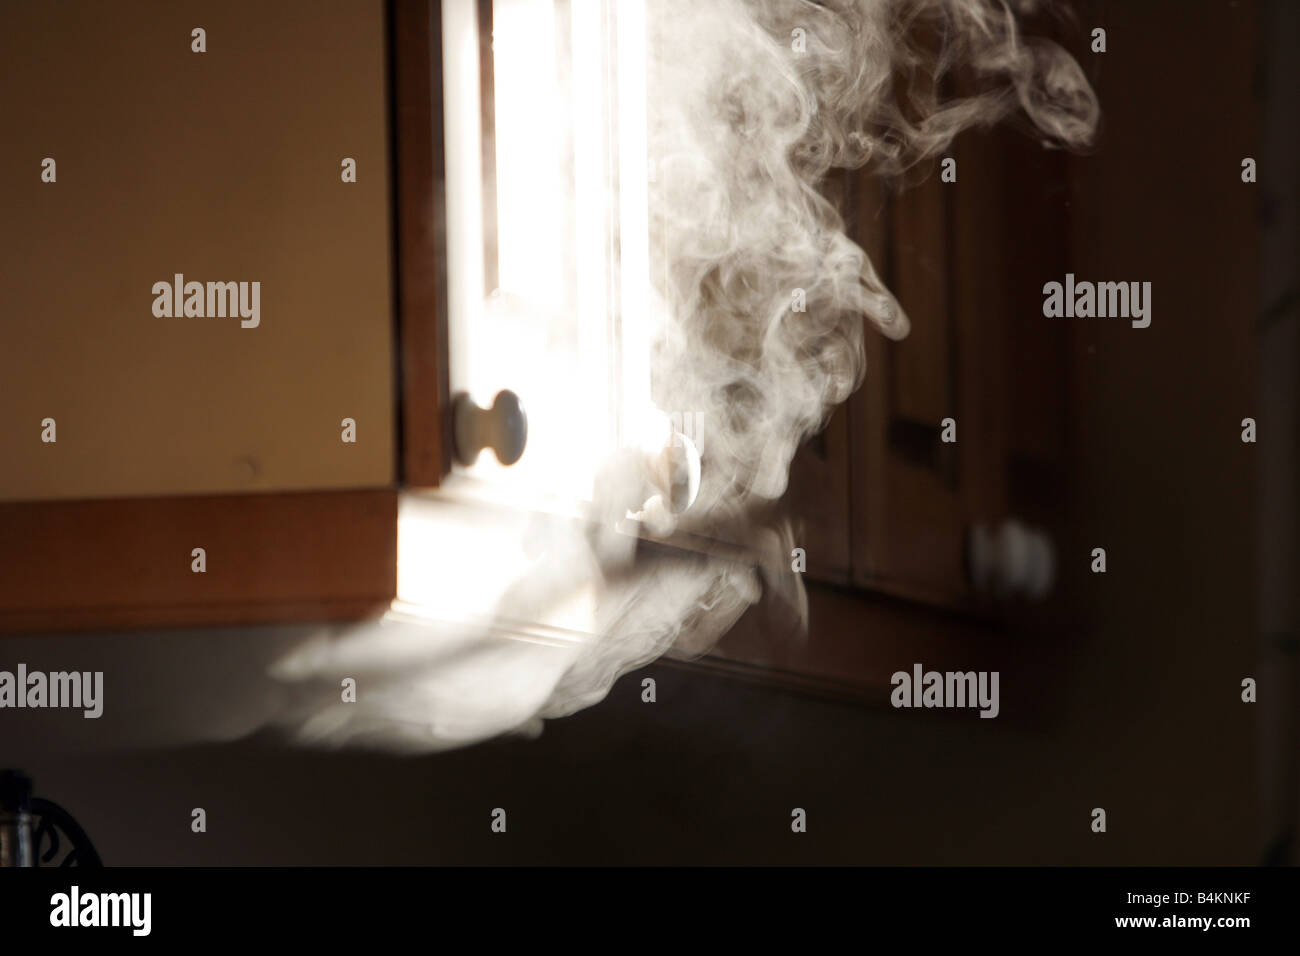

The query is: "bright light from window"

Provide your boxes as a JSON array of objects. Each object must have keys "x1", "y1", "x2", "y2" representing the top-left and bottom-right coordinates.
[{"x1": 441, "y1": 0, "x2": 653, "y2": 513}]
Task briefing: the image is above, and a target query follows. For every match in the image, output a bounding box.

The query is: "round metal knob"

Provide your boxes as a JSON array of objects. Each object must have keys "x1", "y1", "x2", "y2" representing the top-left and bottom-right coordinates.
[
  {"x1": 452, "y1": 390, "x2": 528, "y2": 466},
  {"x1": 967, "y1": 518, "x2": 1055, "y2": 601}
]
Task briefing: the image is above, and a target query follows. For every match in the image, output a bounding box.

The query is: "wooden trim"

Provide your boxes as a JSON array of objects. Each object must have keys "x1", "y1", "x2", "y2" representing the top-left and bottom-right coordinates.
[
  {"x1": 0, "y1": 490, "x2": 397, "y2": 634},
  {"x1": 847, "y1": 173, "x2": 890, "y2": 588},
  {"x1": 392, "y1": 0, "x2": 451, "y2": 487}
]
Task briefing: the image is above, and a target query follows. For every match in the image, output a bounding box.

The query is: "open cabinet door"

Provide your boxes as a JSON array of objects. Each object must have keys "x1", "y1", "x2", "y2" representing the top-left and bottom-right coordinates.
[{"x1": 435, "y1": 0, "x2": 663, "y2": 514}]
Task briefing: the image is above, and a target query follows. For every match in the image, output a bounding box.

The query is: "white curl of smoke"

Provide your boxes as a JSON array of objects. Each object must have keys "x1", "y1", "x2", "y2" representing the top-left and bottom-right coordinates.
[{"x1": 264, "y1": 0, "x2": 1099, "y2": 752}]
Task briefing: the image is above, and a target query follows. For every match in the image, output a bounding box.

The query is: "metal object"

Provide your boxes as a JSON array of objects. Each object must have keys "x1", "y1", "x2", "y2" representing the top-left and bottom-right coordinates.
[
  {"x1": 451, "y1": 390, "x2": 528, "y2": 466},
  {"x1": 0, "y1": 770, "x2": 101, "y2": 867},
  {"x1": 967, "y1": 519, "x2": 1056, "y2": 601},
  {"x1": 0, "y1": 770, "x2": 34, "y2": 867}
]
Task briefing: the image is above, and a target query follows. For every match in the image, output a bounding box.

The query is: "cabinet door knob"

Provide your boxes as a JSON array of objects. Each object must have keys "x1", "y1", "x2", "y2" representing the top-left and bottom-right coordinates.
[
  {"x1": 647, "y1": 430, "x2": 701, "y2": 514},
  {"x1": 967, "y1": 518, "x2": 1055, "y2": 601},
  {"x1": 452, "y1": 390, "x2": 528, "y2": 466}
]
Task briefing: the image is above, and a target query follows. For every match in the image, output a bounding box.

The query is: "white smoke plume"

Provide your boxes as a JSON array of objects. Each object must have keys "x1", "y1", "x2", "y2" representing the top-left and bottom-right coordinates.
[
  {"x1": 260, "y1": 0, "x2": 1098, "y2": 751},
  {"x1": 8, "y1": 0, "x2": 1098, "y2": 758},
  {"x1": 651, "y1": 0, "x2": 1097, "y2": 509}
]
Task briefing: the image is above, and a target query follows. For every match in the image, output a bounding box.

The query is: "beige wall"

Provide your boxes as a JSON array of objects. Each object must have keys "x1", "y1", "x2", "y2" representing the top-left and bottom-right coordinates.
[{"x1": 0, "y1": 0, "x2": 394, "y2": 500}]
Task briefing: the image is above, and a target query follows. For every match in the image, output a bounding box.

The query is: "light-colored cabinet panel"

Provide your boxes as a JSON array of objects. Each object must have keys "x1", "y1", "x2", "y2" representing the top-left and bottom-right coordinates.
[{"x1": 0, "y1": 0, "x2": 395, "y2": 501}]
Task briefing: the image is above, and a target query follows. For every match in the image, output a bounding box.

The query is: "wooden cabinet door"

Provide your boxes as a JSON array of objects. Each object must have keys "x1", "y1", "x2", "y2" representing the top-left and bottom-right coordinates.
[
  {"x1": 785, "y1": 128, "x2": 1073, "y2": 613},
  {"x1": 0, "y1": 0, "x2": 414, "y2": 633},
  {"x1": 0, "y1": 0, "x2": 397, "y2": 502}
]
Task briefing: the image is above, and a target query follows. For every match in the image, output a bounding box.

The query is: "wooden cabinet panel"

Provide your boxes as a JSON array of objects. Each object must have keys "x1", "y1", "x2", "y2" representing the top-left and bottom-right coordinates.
[
  {"x1": 0, "y1": 0, "x2": 396, "y2": 502},
  {"x1": 846, "y1": 177, "x2": 892, "y2": 587},
  {"x1": 785, "y1": 405, "x2": 852, "y2": 585},
  {"x1": 0, "y1": 0, "x2": 434, "y2": 633},
  {"x1": 794, "y1": 128, "x2": 1072, "y2": 612},
  {"x1": 0, "y1": 490, "x2": 396, "y2": 634},
  {"x1": 848, "y1": 167, "x2": 973, "y2": 606},
  {"x1": 890, "y1": 171, "x2": 954, "y2": 429}
]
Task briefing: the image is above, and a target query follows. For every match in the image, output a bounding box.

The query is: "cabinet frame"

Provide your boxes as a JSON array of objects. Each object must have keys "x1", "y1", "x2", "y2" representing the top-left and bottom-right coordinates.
[{"x1": 0, "y1": 0, "x2": 451, "y2": 635}]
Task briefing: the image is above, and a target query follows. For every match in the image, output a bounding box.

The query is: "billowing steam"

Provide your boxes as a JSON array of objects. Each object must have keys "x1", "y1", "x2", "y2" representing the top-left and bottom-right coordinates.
[
  {"x1": 263, "y1": 0, "x2": 1098, "y2": 751},
  {"x1": 652, "y1": 0, "x2": 1097, "y2": 507},
  {"x1": 10, "y1": 0, "x2": 1098, "y2": 758}
]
